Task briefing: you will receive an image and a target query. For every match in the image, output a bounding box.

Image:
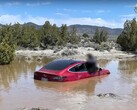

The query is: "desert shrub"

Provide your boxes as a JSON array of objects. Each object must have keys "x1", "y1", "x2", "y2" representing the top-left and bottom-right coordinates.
[{"x1": 0, "y1": 42, "x2": 15, "y2": 65}]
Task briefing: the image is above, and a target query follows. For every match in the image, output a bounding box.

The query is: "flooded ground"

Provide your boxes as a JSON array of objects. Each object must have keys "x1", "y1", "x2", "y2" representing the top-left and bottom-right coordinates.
[{"x1": 0, "y1": 57, "x2": 137, "y2": 110}]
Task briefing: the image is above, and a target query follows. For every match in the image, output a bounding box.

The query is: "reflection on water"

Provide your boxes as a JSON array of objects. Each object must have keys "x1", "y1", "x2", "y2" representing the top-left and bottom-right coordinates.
[
  {"x1": 0, "y1": 56, "x2": 52, "y2": 90},
  {"x1": 0, "y1": 57, "x2": 137, "y2": 110},
  {"x1": 97, "y1": 59, "x2": 110, "y2": 68},
  {"x1": 119, "y1": 60, "x2": 137, "y2": 74},
  {"x1": 34, "y1": 76, "x2": 107, "y2": 96}
]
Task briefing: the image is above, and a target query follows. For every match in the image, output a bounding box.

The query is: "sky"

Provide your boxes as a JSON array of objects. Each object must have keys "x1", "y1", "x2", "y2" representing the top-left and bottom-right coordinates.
[{"x1": 0, "y1": 0, "x2": 137, "y2": 28}]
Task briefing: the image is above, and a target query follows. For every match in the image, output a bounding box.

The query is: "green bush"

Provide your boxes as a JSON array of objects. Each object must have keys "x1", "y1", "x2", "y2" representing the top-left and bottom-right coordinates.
[
  {"x1": 93, "y1": 28, "x2": 108, "y2": 44},
  {"x1": 0, "y1": 42, "x2": 15, "y2": 65},
  {"x1": 117, "y1": 18, "x2": 137, "y2": 51},
  {"x1": 100, "y1": 42, "x2": 111, "y2": 51}
]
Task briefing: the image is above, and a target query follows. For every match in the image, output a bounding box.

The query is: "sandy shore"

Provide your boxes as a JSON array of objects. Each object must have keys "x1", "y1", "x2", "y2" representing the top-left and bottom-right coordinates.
[{"x1": 15, "y1": 47, "x2": 137, "y2": 60}]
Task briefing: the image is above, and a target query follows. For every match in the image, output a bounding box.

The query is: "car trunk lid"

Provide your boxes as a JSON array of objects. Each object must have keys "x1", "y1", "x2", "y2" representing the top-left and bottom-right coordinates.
[{"x1": 34, "y1": 68, "x2": 66, "y2": 82}]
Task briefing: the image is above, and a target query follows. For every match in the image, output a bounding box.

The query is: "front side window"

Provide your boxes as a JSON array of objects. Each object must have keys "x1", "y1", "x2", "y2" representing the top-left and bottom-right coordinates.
[{"x1": 69, "y1": 63, "x2": 87, "y2": 72}]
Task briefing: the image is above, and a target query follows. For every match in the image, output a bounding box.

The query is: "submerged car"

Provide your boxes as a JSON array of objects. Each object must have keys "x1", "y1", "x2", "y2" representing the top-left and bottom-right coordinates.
[{"x1": 34, "y1": 59, "x2": 110, "y2": 82}]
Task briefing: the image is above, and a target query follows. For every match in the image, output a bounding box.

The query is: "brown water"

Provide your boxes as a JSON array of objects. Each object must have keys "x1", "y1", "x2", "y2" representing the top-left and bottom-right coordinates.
[{"x1": 0, "y1": 57, "x2": 137, "y2": 110}]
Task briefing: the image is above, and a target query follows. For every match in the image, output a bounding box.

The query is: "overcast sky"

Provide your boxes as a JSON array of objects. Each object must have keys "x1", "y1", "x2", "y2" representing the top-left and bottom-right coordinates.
[{"x1": 0, "y1": 0, "x2": 137, "y2": 28}]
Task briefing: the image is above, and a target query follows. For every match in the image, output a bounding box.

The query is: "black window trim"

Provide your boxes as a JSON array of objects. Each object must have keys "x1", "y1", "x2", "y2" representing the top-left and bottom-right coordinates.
[{"x1": 68, "y1": 63, "x2": 88, "y2": 73}]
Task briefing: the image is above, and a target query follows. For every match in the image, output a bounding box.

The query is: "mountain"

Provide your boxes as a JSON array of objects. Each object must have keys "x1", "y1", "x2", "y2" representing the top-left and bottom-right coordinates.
[
  {"x1": 23, "y1": 22, "x2": 42, "y2": 29},
  {"x1": 23, "y1": 23, "x2": 123, "y2": 37},
  {"x1": 0, "y1": 22, "x2": 123, "y2": 37},
  {"x1": 68, "y1": 24, "x2": 123, "y2": 37}
]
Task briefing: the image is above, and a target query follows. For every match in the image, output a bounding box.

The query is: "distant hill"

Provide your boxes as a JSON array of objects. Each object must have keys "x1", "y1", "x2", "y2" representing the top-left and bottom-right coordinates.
[
  {"x1": 0, "y1": 22, "x2": 123, "y2": 37},
  {"x1": 68, "y1": 24, "x2": 123, "y2": 37},
  {"x1": 23, "y1": 23, "x2": 123, "y2": 37},
  {"x1": 23, "y1": 22, "x2": 42, "y2": 29}
]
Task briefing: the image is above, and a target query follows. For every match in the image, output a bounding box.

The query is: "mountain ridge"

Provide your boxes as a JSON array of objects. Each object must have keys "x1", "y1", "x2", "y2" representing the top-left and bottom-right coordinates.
[
  {"x1": 0, "y1": 22, "x2": 123, "y2": 37},
  {"x1": 68, "y1": 24, "x2": 123, "y2": 37}
]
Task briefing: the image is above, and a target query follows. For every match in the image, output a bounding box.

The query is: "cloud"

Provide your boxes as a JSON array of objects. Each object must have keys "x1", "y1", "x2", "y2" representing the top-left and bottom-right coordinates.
[
  {"x1": 96, "y1": 10, "x2": 111, "y2": 13},
  {"x1": 62, "y1": 8, "x2": 111, "y2": 14},
  {"x1": 24, "y1": 16, "x2": 54, "y2": 24},
  {"x1": 0, "y1": 2, "x2": 20, "y2": 6},
  {"x1": 55, "y1": 17, "x2": 122, "y2": 28},
  {"x1": 0, "y1": 1, "x2": 51, "y2": 7},
  {"x1": 96, "y1": 10, "x2": 105, "y2": 13},
  {"x1": 121, "y1": 14, "x2": 136, "y2": 18},
  {"x1": 26, "y1": 2, "x2": 51, "y2": 6},
  {"x1": 0, "y1": 14, "x2": 123, "y2": 28},
  {"x1": 0, "y1": 14, "x2": 22, "y2": 24},
  {"x1": 63, "y1": 8, "x2": 92, "y2": 13},
  {"x1": 0, "y1": 14, "x2": 49, "y2": 24},
  {"x1": 126, "y1": 4, "x2": 137, "y2": 8},
  {"x1": 55, "y1": 12, "x2": 69, "y2": 17},
  {"x1": 120, "y1": 14, "x2": 137, "y2": 22},
  {"x1": 55, "y1": 13, "x2": 66, "y2": 16},
  {"x1": 63, "y1": 8, "x2": 78, "y2": 12}
]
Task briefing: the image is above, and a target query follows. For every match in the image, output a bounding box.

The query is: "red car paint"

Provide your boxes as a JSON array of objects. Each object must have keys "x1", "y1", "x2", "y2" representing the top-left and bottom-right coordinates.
[{"x1": 34, "y1": 59, "x2": 110, "y2": 82}]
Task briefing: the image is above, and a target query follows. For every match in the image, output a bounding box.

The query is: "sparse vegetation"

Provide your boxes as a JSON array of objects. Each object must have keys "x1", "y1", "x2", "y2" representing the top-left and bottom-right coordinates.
[
  {"x1": 93, "y1": 28, "x2": 108, "y2": 44},
  {"x1": 0, "y1": 21, "x2": 80, "y2": 64},
  {"x1": 83, "y1": 33, "x2": 89, "y2": 37},
  {"x1": 117, "y1": 18, "x2": 137, "y2": 51},
  {"x1": 0, "y1": 42, "x2": 15, "y2": 64}
]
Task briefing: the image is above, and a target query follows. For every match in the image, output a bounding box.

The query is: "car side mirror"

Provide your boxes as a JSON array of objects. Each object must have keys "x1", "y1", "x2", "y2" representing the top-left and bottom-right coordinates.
[{"x1": 99, "y1": 68, "x2": 102, "y2": 71}]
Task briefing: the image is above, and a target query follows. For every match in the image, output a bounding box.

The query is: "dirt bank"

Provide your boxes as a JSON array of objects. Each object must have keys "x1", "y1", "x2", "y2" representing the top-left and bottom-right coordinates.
[{"x1": 15, "y1": 47, "x2": 137, "y2": 60}]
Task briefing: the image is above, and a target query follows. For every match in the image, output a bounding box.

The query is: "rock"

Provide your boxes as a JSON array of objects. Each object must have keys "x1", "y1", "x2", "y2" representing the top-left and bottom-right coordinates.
[
  {"x1": 72, "y1": 45, "x2": 78, "y2": 49},
  {"x1": 100, "y1": 42, "x2": 111, "y2": 51},
  {"x1": 66, "y1": 43, "x2": 78, "y2": 49},
  {"x1": 33, "y1": 47, "x2": 40, "y2": 51},
  {"x1": 40, "y1": 43, "x2": 47, "y2": 49},
  {"x1": 97, "y1": 93, "x2": 118, "y2": 98},
  {"x1": 58, "y1": 46, "x2": 63, "y2": 49},
  {"x1": 83, "y1": 42, "x2": 91, "y2": 47},
  {"x1": 87, "y1": 48, "x2": 94, "y2": 51},
  {"x1": 53, "y1": 48, "x2": 61, "y2": 53},
  {"x1": 16, "y1": 46, "x2": 26, "y2": 50},
  {"x1": 61, "y1": 49, "x2": 78, "y2": 56},
  {"x1": 115, "y1": 44, "x2": 122, "y2": 51},
  {"x1": 93, "y1": 44, "x2": 101, "y2": 50},
  {"x1": 78, "y1": 42, "x2": 83, "y2": 47},
  {"x1": 81, "y1": 39, "x2": 85, "y2": 43},
  {"x1": 93, "y1": 42, "x2": 112, "y2": 51},
  {"x1": 66, "y1": 43, "x2": 72, "y2": 48},
  {"x1": 31, "y1": 107, "x2": 49, "y2": 110},
  {"x1": 47, "y1": 45, "x2": 54, "y2": 50},
  {"x1": 36, "y1": 56, "x2": 43, "y2": 61},
  {"x1": 25, "y1": 56, "x2": 33, "y2": 61},
  {"x1": 18, "y1": 107, "x2": 49, "y2": 110}
]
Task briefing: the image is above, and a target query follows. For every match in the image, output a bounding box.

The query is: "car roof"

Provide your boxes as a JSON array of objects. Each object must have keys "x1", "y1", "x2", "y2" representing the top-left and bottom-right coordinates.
[
  {"x1": 54, "y1": 59, "x2": 82, "y2": 64},
  {"x1": 44, "y1": 59, "x2": 83, "y2": 71}
]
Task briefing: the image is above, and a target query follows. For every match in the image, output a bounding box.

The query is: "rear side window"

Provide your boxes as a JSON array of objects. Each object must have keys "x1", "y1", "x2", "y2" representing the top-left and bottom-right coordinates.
[
  {"x1": 44, "y1": 59, "x2": 79, "y2": 70},
  {"x1": 69, "y1": 63, "x2": 87, "y2": 72}
]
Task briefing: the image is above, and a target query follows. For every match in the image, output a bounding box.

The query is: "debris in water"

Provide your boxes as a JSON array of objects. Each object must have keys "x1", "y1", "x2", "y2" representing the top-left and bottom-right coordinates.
[{"x1": 97, "y1": 93, "x2": 118, "y2": 98}]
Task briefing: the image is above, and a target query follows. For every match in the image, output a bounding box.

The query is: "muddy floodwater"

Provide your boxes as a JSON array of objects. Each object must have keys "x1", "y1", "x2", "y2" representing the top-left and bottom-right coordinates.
[{"x1": 0, "y1": 57, "x2": 137, "y2": 110}]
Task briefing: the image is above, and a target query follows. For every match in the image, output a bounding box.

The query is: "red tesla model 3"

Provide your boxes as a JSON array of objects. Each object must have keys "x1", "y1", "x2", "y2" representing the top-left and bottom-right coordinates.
[{"x1": 34, "y1": 59, "x2": 110, "y2": 82}]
